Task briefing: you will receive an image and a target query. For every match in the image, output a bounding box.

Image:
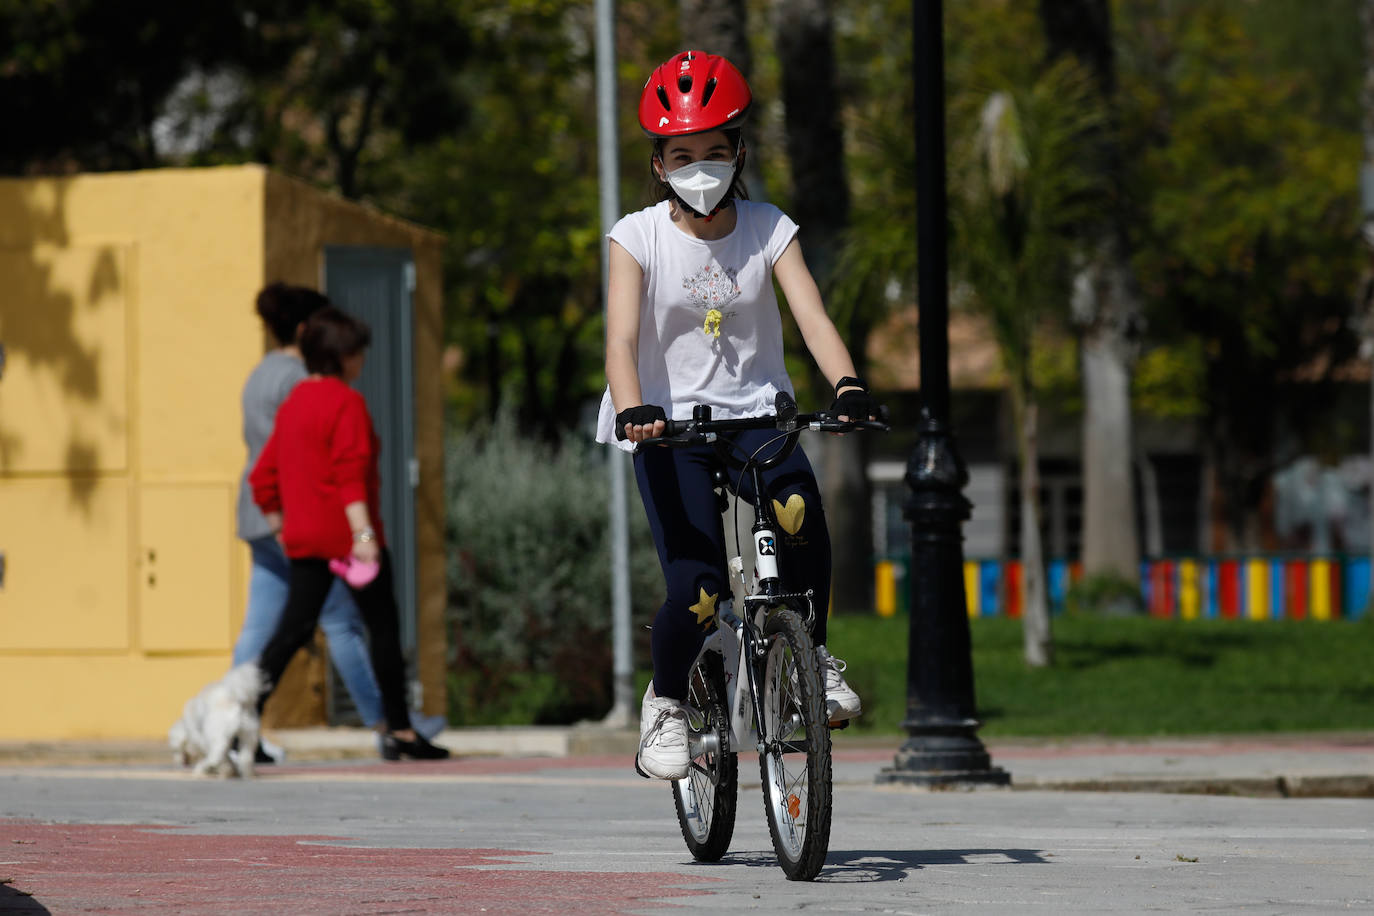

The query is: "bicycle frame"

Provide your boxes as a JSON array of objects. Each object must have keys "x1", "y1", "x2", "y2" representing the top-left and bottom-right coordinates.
[{"x1": 688, "y1": 456, "x2": 817, "y2": 760}]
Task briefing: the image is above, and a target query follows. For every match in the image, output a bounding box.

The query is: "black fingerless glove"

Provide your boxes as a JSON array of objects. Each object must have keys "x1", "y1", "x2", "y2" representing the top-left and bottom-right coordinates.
[
  {"x1": 829, "y1": 376, "x2": 873, "y2": 421},
  {"x1": 614, "y1": 404, "x2": 667, "y2": 440}
]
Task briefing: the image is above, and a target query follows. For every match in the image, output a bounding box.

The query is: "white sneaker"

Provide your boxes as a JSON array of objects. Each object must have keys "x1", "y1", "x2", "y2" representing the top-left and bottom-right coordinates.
[
  {"x1": 635, "y1": 686, "x2": 689, "y2": 780},
  {"x1": 818, "y1": 645, "x2": 862, "y2": 722}
]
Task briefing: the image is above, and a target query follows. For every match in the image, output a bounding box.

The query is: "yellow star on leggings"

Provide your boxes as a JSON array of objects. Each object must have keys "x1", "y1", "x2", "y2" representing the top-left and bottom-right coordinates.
[{"x1": 690, "y1": 588, "x2": 718, "y2": 629}]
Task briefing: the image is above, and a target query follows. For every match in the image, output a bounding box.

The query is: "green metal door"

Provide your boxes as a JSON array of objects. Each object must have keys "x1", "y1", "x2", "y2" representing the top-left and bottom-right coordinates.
[{"x1": 323, "y1": 246, "x2": 419, "y2": 680}]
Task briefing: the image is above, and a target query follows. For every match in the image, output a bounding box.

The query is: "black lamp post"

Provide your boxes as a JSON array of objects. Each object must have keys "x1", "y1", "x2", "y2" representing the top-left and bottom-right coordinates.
[{"x1": 876, "y1": 0, "x2": 1008, "y2": 788}]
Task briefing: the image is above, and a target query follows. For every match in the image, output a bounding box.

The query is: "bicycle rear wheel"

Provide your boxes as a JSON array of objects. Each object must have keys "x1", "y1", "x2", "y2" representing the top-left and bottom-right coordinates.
[
  {"x1": 673, "y1": 651, "x2": 737, "y2": 861},
  {"x1": 757, "y1": 607, "x2": 832, "y2": 880}
]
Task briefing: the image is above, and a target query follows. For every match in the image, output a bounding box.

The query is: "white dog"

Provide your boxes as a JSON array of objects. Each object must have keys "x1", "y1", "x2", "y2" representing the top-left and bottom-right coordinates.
[{"x1": 168, "y1": 663, "x2": 267, "y2": 778}]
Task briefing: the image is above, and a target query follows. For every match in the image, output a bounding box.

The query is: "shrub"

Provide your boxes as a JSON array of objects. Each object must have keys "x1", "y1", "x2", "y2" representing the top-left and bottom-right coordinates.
[{"x1": 444, "y1": 414, "x2": 661, "y2": 725}]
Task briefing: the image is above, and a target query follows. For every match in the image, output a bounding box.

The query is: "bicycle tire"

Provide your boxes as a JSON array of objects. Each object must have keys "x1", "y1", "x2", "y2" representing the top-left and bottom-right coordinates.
[
  {"x1": 756, "y1": 606, "x2": 832, "y2": 880},
  {"x1": 673, "y1": 651, "x2": 738, "y2": 861}
]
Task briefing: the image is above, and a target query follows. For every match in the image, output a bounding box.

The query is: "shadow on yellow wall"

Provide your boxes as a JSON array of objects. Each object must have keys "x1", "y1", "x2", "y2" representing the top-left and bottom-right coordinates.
[{"x1": 0, "y1": 180, "x2": 129, "y2": 515}]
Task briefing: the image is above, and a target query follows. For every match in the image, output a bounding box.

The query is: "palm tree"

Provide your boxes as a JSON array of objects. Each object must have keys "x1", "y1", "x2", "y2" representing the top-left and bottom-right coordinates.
[{"x1": 950, "y1": 59, "x2": 1106, "y2": 667}]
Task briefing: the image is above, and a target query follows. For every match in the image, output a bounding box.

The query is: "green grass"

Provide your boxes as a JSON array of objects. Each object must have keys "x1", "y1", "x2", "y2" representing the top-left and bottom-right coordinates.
[
  {"x1": 826, "y1": 613, "x2": 1374, "y2": 738},
  {"x1": 451, "y1": 611, "x2": 1374, "y2": 735}
]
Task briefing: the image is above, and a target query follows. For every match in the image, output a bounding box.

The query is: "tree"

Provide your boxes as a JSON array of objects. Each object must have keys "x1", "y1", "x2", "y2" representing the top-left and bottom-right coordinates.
[
  {"x1": 1, "y1": 1, "x2": 471, "y2": 201},
  {"x1": 1117, "y1": 0, "x2": 1363, "y2": 549},
  {"x1": 1363, "y1": 0, "x2": 1374, "y2": 580},
  {"x1": 770, "y1": 0, "x2": 876, "y2": 614},
  {"x1": 160, "y1": 0, "x2": 470, "y2": 201},
  {"x1": 0, "y1": 0, "x2": 246, "y2": 172},
  {"x1": 1039, "y1": 0, "x2": 1143, "y2": 583},
  {"x1": 390, "y1": 0, "x2": 611, "y2": 436},
  {"x1": 677, "y1": 0, "x2": 770, "y2": 200},
  {"x1": 950, "y1": 55, "x2": 1107, "y2": 667}
]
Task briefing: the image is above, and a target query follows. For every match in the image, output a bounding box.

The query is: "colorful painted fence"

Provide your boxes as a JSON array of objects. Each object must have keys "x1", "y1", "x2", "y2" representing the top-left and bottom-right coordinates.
[{"x1": 874, "y1": 556, "x2": 1373, "y2": 621}]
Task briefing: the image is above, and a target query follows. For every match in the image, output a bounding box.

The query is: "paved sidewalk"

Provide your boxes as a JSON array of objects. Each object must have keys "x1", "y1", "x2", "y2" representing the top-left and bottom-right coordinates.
[{"x1": 1, "y1": 732, "x2": 1372, "y2": 914}]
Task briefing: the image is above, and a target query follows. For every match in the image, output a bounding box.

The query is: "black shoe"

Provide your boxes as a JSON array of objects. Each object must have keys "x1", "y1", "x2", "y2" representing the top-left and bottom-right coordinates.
[
  {"x1": 253, "y1": 743, "x2": 277, "y2": 765},
  {"x1": 381, "y1": 733, "x2": 450, "y2": 761}
]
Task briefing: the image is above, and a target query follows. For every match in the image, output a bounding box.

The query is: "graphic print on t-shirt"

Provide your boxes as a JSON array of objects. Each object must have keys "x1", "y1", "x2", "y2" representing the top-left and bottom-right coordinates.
[{"x1": 683, "y1": 264, "x2": 741, "y2": 339}]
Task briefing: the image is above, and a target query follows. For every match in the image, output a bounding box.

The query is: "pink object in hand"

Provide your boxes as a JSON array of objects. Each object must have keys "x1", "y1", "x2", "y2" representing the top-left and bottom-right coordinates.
[{"x1": 329, "y1": 556, "x2": 380, "y2": 588}]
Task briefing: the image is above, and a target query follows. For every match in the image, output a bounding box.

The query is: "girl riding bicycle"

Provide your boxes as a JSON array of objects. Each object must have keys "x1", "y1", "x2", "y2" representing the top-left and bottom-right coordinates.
[{"x1": 596, "y1": 50, "x2": 873, "y2": 780}]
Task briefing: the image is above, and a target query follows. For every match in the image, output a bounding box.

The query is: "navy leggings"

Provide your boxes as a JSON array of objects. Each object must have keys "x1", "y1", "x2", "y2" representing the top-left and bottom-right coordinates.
[{"x1": 634, "y1": 428, "x2": 831, "y2": 701}]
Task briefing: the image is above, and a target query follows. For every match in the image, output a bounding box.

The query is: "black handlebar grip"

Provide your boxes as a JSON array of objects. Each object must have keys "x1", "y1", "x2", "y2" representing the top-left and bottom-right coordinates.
[{"x1": 616, "y1": 412, "x2": 679, "y2": 440}]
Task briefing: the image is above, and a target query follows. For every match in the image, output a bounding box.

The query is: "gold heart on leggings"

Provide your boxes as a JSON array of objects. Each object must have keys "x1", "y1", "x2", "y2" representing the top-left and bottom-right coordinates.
[{"x1": 772, "y1": 494, "x2": 806, "y2": 536}]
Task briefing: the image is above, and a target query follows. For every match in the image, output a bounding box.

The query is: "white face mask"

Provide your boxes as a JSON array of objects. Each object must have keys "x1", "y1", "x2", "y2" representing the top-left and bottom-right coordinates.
[{"x1": 665, "y1": 158, "x2": 737, "y2": 216}]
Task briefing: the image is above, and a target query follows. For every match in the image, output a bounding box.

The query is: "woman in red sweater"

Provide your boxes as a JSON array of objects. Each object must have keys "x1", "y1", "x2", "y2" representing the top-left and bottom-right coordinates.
[{"x1": 251, "y1": 306, "x2": 447, "y2": 761}]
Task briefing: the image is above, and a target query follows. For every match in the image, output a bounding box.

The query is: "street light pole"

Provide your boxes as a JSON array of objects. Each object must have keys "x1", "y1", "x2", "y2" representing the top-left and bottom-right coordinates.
[
  {"x1": 596, "y1": 0, "x2": 634, "y2": 729},
  {"x1": 877, "y1": 0, "x2": 1008, "y2": 787}
]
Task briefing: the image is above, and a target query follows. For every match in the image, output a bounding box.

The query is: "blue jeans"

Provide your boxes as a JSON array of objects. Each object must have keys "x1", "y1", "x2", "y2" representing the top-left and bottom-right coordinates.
[{"x1": 233, "y1": 536, "x2": 385, "y2": 727}]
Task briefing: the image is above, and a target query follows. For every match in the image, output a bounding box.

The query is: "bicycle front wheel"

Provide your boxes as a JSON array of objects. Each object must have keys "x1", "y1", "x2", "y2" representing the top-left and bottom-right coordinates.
[
  {"x1": 757, "y1": 607, "x2": 832, "y2": 880},
  {"x1": 673, "y1": 651, "x2": 737, "y2": 861}
]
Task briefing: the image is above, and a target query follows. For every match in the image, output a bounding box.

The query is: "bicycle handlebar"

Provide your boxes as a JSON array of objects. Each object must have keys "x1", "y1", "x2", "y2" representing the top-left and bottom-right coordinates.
[{"x1": 634, "y1": 391, "x2": 889, "y2": 451}]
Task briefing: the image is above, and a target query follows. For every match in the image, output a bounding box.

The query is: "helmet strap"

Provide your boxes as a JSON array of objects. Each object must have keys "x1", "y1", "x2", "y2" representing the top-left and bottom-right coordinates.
[{"x1": 674, "y1": 193, "x2": 732, "y2": 222}]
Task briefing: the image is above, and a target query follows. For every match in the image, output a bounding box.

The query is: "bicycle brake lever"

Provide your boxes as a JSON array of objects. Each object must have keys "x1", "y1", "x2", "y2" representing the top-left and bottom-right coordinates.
[{"x1": 809, "y1": 412, "x2": 889, "y2": 434}]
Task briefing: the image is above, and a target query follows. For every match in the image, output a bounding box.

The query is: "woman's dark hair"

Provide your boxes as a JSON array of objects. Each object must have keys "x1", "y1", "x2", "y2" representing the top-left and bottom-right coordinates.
[
  {"x1": 300, "y1": 306, "x2": 372, "y2": 376},
  {"x1": 649, "y1": 128, "x2": 749, "y2": 206},
  {"x1": 256, "y1": 282, "x2": 331, "y2": 346}
]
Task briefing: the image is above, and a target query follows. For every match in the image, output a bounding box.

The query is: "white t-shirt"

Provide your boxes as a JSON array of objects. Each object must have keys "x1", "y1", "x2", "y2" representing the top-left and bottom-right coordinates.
[{"x1": 596, "y1": 199, "x2": 801, "y2": 451}]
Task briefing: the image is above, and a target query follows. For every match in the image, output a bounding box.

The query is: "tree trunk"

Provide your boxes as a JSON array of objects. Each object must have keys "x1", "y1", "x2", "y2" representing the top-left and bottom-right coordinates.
[
  {"x1": 771, "y1": 0, "x2": 848, "y2": 283},
  {"x1": 1012, "y1": 384, "x2": 1052, "y2": 668},
  {"x1": 771, "y1": 0, "x2": 870, "y2": 614},
  {"x1": 678, "y1": 0, "x2": 753, "y2": 80},
  {"x1": 1041, "y1": 0, "x2": 1143, "y2": 584},
  {"x1": 1361, "y1": 0, "x2": 1374, "y2": 582},
  {"x1": 1137, "y1": 446, "x2": 1164, "y2": 557},
  {"x1": 1077, "y1": 253, "x2": 1142, "y2": 580},
  {"x1": 678, "y1": 0, "x2": 768, "y2": 200}
]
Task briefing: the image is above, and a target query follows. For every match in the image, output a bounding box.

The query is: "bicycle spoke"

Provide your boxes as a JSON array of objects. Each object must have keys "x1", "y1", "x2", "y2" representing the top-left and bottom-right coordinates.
[
  {"x1": 757, "y1": 608, "x2": 832, "y2": 880},
  {"x1": 673, "y1": 653, "x2": 737, "y2": 862}
]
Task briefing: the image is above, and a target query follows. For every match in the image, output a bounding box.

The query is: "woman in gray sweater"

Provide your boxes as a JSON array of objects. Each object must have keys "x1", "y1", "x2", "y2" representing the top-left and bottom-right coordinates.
[{"x1": 233, "y1": 284, "x2": 439, "y2": 758}]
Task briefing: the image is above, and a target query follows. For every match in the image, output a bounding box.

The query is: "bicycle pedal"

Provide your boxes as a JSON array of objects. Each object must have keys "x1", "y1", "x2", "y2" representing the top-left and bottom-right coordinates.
[{"x1": 828, "y1": 718, "x2": 850, "y2": 730}]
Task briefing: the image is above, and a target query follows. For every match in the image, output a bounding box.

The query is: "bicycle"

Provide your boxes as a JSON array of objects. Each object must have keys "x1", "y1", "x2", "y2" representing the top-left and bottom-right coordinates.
[{"x1": 633, "y1": 392, "x2": 888, "y2": 881}]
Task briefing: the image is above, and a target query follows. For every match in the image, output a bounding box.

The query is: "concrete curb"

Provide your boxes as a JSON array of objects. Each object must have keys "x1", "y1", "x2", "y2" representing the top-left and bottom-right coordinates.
[
  {"x1": 4, "y1": 729, "x2": 1372, "y2": 800},
  {"x1": 1012, "y1": 775, "x2": 1374, "y2": 798},
  {"x1": 0, "y1": 725, "x2": 644, "y2": 767}
]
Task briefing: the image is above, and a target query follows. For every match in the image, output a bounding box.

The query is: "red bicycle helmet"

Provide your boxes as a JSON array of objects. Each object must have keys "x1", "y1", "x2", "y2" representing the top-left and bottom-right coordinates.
[{"x1": 638, "y1": 50, "x2": 752, "y2": 138}]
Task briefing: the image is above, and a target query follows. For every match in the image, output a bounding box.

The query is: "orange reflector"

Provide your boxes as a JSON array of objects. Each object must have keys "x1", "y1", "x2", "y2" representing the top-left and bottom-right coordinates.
[{"x1": 787, "y1": 795, "x2": 801, "y2": 818}]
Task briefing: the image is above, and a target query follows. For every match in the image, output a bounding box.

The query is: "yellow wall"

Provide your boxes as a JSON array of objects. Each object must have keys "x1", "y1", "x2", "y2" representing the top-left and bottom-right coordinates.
[
  {"x1": 0, "y1": 166, "x2": 446, "y2": 740},
  {"x1": 0, "y1": 167, "x2": 265, "y2": 739}
]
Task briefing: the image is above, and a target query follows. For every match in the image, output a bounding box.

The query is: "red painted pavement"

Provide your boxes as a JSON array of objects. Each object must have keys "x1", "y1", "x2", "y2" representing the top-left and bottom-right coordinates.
[{"x1": 0, "y1": 820, "x2": 716, "y2": 915}]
